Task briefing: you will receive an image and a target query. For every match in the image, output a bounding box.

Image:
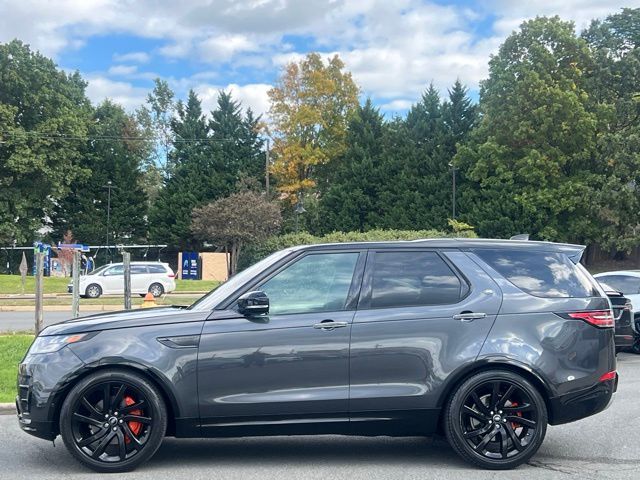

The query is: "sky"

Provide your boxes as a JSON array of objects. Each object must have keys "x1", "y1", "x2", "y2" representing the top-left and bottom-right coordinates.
[{"x1": 1, "y1": 0, "x2": 639, "y2": 117}]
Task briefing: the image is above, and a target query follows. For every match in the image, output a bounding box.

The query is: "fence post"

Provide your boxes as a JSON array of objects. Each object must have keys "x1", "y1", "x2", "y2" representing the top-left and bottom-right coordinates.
[
  {"x1": 34, "y1": 252, "x2": 44, "y2": 334},
  {"x1": 123, "y1": 251, "x2": 131, "y2": 310},
  {"x1": 72, "y1": 250, "x2": 81, "y2": 318}
]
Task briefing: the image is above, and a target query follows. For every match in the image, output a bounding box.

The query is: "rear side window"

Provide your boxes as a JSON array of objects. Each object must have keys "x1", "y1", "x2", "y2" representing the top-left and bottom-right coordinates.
[
  {"x1": 131, "y1": 265, "x2": 148, "y2": 274},
  {"x1": 596, "y1": 275, "x2": 640, "y2": 295},
  {"x1": 369, "y1": 251, "x2": 466, "y2": 308},
  {"x1": 475, "y1": 249, "x2": 598, "y2": 298},
  {"x1": 147, "y1": 264, "x2": 167, "y2": 274}
]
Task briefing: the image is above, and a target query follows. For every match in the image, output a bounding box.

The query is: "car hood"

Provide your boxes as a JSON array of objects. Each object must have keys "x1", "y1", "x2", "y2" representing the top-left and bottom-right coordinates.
[{"x1": 41, "y1": 306, "x2": 208, "y2": 336}]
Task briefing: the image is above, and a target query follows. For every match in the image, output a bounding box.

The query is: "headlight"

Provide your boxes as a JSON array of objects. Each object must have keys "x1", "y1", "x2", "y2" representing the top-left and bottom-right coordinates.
[{"x1": 29, "y1": 332, "x2": 96, "y2": 354}]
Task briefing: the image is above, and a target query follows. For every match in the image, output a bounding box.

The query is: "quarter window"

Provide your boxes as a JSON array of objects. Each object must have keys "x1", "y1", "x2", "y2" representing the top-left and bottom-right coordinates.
[
  {"x1": 369, "y1": 251, "x2": 464, "y2": 308},
  {"x1": 259, "y1": 252, "x2": 359, "y2": 315},
  {"x1": 475, "y1": 249, "x2": 598, "y2": 298}
]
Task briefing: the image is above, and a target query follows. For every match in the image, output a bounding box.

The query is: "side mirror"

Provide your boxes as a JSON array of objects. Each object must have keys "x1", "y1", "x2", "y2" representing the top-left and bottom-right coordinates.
[{"x1": 237, "y1": 291, "x2": 269, "y2": 316}]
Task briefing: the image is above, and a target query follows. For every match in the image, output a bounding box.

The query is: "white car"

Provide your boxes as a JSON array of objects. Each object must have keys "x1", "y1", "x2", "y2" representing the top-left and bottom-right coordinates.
[
  {"x1": 593, "y1": 270, "x2": 640, "y2": 314},
  {"x1": 68, "y1": 262, "x2": 176, "y2": 298}
]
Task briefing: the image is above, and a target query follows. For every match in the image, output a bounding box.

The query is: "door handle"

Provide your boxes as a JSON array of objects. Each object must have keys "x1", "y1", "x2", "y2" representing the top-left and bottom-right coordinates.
[
  {"x1": 453, "y1": 312, "x2": 487, "y2": 322},
  {"x1": 313, "y1": 320, "x2": 349, "y2": 330}
]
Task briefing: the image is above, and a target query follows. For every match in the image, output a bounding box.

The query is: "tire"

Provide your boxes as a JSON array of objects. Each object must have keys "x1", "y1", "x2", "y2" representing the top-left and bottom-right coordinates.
[
  {"x1": 59, "y1": 369, "x2": 167, "y2": 473},
  {"x1": 444, "y1": 370, "x2": 547, "y2": 470},
  {"x1": 85, "y1": 284, "x2": 102, "y2": 299},
  {"x1": 148, "y1": 283, "x2": 164, "y2": 298},
  {"x1": 631, "y1": 340, "x2": 640, "y2": 355}
]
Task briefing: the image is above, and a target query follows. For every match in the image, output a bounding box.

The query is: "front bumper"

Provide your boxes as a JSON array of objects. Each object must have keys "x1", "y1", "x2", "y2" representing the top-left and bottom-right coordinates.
[
  {"x1": 548, "y1": 374, "x2": 617, "y2": 425},
  {"x1": 16, "y1": 346, "x2": 85, "y2": 441}
]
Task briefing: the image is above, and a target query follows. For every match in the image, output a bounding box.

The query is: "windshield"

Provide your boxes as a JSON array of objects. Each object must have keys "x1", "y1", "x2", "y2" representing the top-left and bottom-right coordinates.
[
  {"x1": 87, "y1": 265, "x2": 110, "y2": 276},
  {"x1": 188, "y1": 248, "x2": 294, "y2": 311}
]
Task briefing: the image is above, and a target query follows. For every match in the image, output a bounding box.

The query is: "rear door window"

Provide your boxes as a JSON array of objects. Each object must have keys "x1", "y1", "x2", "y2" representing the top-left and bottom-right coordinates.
[
  {"x1": 147, "y1": 264, "x2": 167, "y2": 274},
  {"x1": 367, "y1": 251, "x2": 466, "y2": 308},
  {"x1": 475, "y1": 249, "x2": 598, "y2": 298}
]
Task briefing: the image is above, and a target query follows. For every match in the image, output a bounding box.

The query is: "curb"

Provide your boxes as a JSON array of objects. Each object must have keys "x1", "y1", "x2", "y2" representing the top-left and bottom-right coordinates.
[{"x1": 0, "y1": 403, "x2": 15, "y2": 415}]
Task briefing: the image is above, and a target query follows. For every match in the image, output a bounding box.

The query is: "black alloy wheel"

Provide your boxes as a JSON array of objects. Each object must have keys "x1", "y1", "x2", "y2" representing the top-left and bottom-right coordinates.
[
  {"x1": 60, "y1": 370, "x2": 167, "y2": 472},
  {"x1": 444, "y1": 370, "x2": 547, "y2": 469}
]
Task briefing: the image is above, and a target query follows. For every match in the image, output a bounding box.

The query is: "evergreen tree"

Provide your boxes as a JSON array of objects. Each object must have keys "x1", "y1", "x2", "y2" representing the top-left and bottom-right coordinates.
[
  {"x1": 50, "y1": 100, "x2": 148, "y2": 244},
  {"x1": 317, "y1": 99, "x2": 386, "y2": 232}
]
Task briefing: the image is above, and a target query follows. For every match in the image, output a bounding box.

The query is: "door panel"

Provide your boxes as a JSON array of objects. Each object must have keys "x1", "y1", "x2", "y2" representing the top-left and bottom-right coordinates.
[
  {"x1": 198, "y1": 310, "x2": 353, "y2": 425},
  {"x1": 197, "y1": 250, "x2": 364, "y2": 430},
  {"x1": 349, "y1": 250, "x2": 502, "y2": 415},
  {"x1": 101, "y1": 265, "x2": 123, "y2": 293}
]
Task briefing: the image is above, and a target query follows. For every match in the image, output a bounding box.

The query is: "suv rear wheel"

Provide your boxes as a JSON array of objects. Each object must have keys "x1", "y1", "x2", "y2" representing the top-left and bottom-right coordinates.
[
  {"x1": 148, "y1": 283, "x2": 164, "y2": 297},
  {"x1": 444, "y1": 370, "x2": 547, "y2": 470}
]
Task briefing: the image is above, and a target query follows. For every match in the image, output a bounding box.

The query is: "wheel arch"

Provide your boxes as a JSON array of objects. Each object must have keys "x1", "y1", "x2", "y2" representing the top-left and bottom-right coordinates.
[
  {"x1": 437, "y1": 357, "x2": 554, "y2": 418},
  {"x1": 51, "y1": 363, "x2": 179, "y2": 437}
]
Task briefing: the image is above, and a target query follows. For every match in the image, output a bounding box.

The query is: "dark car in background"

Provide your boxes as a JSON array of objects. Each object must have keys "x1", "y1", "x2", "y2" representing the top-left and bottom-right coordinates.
[
  {"x1": 16, "y1": 239, "x2": 616, "y2": 472},
  {"x1": 599, "y1": 282, "x2": 635, "y2": 352}
]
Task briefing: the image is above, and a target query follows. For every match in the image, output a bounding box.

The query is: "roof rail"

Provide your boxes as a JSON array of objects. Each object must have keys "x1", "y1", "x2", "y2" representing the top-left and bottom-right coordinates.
[{"x1": 509, "y1": 234, "x2": 530, "y2": 240}]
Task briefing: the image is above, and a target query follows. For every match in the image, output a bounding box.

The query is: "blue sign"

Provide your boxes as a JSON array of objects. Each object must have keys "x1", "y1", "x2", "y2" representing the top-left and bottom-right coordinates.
[
  {"x1": 32, "y1": 242, "x2": 51, "y2": 276},
  {"x1": 181, "y1": 251, "x2": 199, "y2": 280}
]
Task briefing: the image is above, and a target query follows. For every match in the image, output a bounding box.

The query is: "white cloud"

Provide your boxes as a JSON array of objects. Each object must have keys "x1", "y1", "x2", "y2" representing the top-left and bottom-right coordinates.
[
  {"x1": 194, "y1": 83, "x2": 272, "y2": 117},
  {"x1": 2, "y1": 0, "x2": 638, "y2": 112},
  {"x1": 113, "y1": 51, "x2": 150, "y2": 63},
  {"x1": 85, "y1": 76, "x2": 148, "y2": 111},
  {"x1": 107, "y1": 64, "x2": 138, "y2": 76}
]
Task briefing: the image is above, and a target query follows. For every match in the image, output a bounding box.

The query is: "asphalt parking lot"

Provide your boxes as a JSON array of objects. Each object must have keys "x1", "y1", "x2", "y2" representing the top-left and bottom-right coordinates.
[{"x1": 1, "y1": 353, "x2": 639, "y2": 480}]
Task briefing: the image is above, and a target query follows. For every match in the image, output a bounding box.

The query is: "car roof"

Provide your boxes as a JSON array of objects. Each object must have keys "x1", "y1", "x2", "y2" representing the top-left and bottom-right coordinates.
[
  {"x1": 293, "y1": 238, "x2": 585, "y2": 256},
  {"x1": 594, "y1": 270, "x2": 640, "y2": 278},
  {"x1": 102, "y1": 262, "x2": 168, "y2": 266}
]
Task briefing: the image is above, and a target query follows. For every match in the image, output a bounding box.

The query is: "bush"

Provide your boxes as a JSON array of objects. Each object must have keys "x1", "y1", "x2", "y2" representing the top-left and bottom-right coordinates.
[{"x1": 238, "y1": 227, "x2": 477, "y2": 270}]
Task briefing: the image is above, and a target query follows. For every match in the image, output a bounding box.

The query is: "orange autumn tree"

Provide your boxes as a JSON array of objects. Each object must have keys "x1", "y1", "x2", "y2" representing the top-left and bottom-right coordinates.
[{"x1": 268, "y1": 53, "x2": 359, "y2": 203}]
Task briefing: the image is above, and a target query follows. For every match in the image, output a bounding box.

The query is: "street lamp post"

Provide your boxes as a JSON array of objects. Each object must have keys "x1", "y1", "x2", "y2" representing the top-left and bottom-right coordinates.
[
  {"x1": 104, "y1": 181, "x2": 114, "y2": 262},
  {"x1": 449, "y1": 162, "x2": 457, "y2": 219},
  {"x1": 294, "y1": 196, "x2": 306, "y2": 233}
]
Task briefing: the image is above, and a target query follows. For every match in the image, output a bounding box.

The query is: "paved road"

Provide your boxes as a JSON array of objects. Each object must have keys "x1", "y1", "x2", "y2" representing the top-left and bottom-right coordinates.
[
  {"x1": 0, "y1": 311, "x2": 101, "y2": 331},
  {"x1": 1, "y1": 354, "x2": 639, "y2": 479}
]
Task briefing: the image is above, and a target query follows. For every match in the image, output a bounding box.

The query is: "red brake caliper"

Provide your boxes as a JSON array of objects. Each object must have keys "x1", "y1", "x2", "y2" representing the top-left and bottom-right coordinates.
[
  {"x1": 509, "y1": 401, "x2": 523, "y2": 429},
  {"x1": 124, "y1": 396, "x2": 142, "y2": 444}
]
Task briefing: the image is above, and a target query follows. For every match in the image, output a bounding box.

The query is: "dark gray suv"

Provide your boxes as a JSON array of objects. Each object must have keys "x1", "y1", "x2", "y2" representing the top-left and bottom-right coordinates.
[{"x1": 16, "y1": 239, "x2": 617, "y2": 472}]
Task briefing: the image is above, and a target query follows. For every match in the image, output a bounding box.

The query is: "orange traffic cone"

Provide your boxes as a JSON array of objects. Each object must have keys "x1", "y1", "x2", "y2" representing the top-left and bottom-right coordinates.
[{"x1": 141, "y1": 292, "x2": 156, "y2": 308}]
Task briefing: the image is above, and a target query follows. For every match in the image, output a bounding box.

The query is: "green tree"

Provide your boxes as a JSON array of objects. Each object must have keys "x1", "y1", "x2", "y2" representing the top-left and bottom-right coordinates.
[
  {"x1": 50, "y1": 100, "x2": 148, "y2": 245},
  {"x1": 0, "y1": 40, "x2": 92, "y2": 244},
  {"x1": 457, "y1": 17, "x2": 599, "y2": 242},
  {"x1": 582, "y1": 8, "x2": 640, "y2": 251},
  {"x1": 317, "y1": 99, "x2": 386, "y2": 232},
  {"x1": 191, "y1": 189, "x2": 282, "y2": 275},
  {"x1": 209, "y1": 91, "x2": 265, "y2": 187},
  {"x1": 148, "y1": 90, "x2": 215, "y2": 248}
]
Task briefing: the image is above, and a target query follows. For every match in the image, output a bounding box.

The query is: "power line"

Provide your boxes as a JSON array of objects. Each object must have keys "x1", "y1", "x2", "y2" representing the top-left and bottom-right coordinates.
[{"x1": 0, "y1": 130, "x2": 262, "y2": 144}]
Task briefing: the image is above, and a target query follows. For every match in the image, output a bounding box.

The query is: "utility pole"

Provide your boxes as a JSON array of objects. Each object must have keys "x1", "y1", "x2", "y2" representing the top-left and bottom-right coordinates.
[
  {"x1": 34, "y1": 252, "x2": 44, "y2": 334},
  {"x1": 71, "y1": 250, "x2": 81, "y2": 318},
  {"x1": 265, "y1": 139, "x2": 270, "y2": 195},
  {"x1": 104, "y1": 181, "x2": 114, "y2": 262}
]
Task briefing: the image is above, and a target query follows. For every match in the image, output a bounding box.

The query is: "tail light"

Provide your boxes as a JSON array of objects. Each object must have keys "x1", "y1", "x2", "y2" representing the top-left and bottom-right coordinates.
[
  {"x1": 599, "y1": 371, "x2": 616, "y2": 382},
  {"x1": 566, "y1": 310, "x2": 614, "y2": 328},
  {"x1": 167, "y1": 274, "x2": 175, "y2": 278}
]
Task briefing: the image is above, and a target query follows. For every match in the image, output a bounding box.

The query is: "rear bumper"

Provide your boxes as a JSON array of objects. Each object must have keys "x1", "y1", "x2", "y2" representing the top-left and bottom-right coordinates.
[
  {"x1": 548, "y1": 375, "x2": 617, "y2": 425},
  {"x1": 615, "y1": 334, "x2": 635, "y2": 348}
]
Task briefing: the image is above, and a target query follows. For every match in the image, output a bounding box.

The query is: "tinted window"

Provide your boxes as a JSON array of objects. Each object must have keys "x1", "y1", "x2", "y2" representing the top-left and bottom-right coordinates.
[
  {"x1": 370, "y1": 251, "x2": 463, "y2": 308},
  {"x1": 147, "y1": 264, "x2": 167, "y2": 273},
  {"x1": 131, "y1": 265, "x2": 148, "y2": 274},
  {"x1": 475, "y1": 249, "x2": 598, "y2": 298},
  {"x1": 597, "y1": 275, "x2": 640, "y2": 295},
  {"x1": 260, "y1": 252, "x2": 359, "y2": 315}
]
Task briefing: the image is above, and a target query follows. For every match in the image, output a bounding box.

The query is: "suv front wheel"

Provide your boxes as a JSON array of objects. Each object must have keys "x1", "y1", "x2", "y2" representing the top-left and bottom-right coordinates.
[{"x1": 444, "y1": 370, "x2": 547, "y2": 470}]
